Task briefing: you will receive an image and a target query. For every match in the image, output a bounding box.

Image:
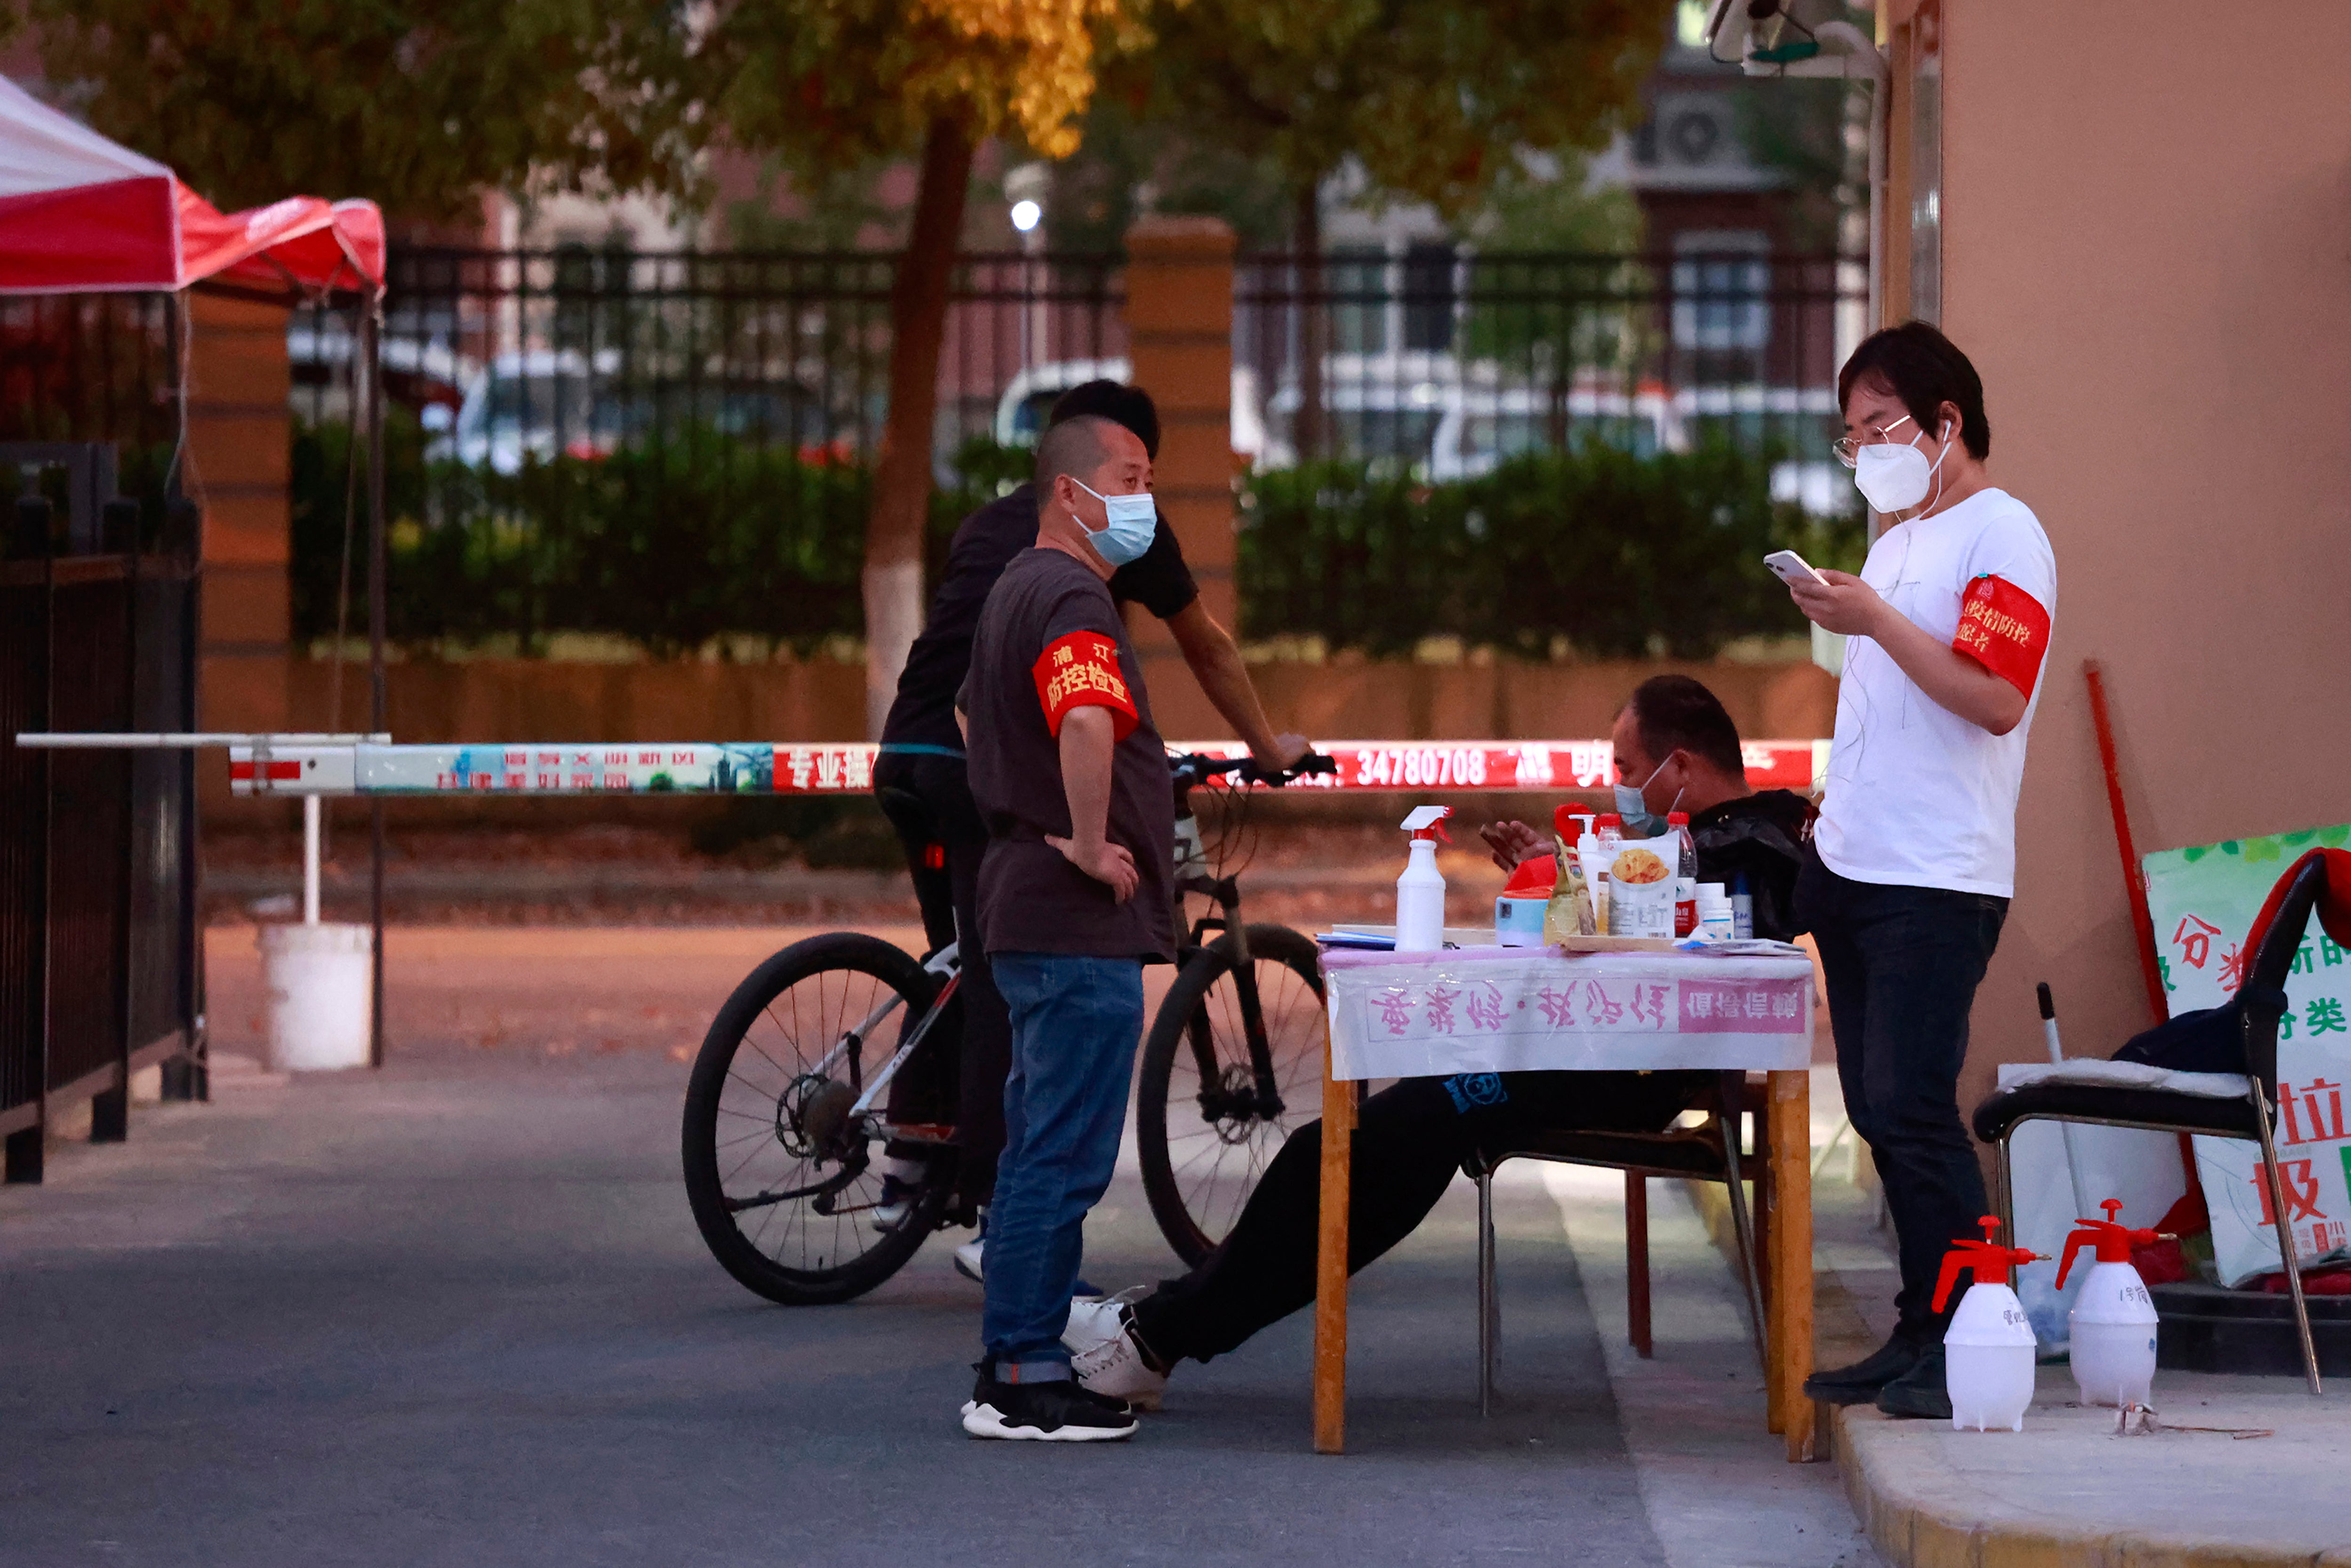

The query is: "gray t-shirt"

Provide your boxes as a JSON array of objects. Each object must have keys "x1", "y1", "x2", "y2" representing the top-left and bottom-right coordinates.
[{"x1": 962, "y1": 548, "x2": 1175, "y2": 961}]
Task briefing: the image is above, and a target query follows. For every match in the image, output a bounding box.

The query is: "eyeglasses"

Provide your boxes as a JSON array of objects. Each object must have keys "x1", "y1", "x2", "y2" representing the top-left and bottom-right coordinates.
[{"x1": 1831, "y1": 413, "x2": 1915, "y2": 468}]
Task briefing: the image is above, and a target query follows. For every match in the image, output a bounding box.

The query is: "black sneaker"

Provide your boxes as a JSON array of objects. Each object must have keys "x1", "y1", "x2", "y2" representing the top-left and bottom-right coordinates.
[
  {"x1": 1873, "y1": 1346, "x2": 1952, "y2": 1420},
  {"x1": 1801, "y1": 1331, "x2": 1926, "y2": 1404},
  {"x1": 961, "y1": 1368, "x2": 1136, "y2": 1442}
]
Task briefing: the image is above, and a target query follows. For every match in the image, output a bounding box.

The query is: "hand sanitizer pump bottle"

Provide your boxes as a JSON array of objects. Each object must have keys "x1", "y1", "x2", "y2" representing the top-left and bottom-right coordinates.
[
  {"x1": 1933, "y1": 1216, "x2": 2043, "y2": 1432},
  {"x1": 1395, "y1": 805, "x2": 1451, "y2": 953},
  {"x1": 2057, "y1": 1199, "x2": 2165, "y2": 1408}
]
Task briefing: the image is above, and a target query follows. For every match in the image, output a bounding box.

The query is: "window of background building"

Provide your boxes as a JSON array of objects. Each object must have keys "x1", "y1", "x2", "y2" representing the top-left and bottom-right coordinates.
[{"x1": 1671, "y1": 230, "x2": 1773, "y2": 352}]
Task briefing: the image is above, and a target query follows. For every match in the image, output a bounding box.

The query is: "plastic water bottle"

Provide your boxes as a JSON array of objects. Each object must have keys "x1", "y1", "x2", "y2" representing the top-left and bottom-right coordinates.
[
  {"x1": 1935, "y1": 1216, "x2": 2043, "y2": 1432},
  {"x1": 1668, "y1": 811, "x2": 1697, "y2": 938},
  {"x1": 2058, "y1": 1200, "x2": 2163, "y2": 1408},
  {"x1": 1395, "y1": 805, "x2": 1451, "y2": 953}
]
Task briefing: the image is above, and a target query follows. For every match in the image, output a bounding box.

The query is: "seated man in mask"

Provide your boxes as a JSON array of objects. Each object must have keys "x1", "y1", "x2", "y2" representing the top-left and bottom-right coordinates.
[{"x1": 1063, "y1": 675, "x2": 1813, "y2": 1408}]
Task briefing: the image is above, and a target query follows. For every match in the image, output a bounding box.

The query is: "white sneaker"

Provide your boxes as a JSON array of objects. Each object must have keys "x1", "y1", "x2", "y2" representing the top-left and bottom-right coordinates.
[
  {"x1": 953, "y1": 1237, "x2": 984, "y2": 1282},
  {"x1": 1064, "y1": 1292, "x2": 1168, "y2": 1412},
  {"x1": 872, "y1": 1167, "x2": 923, "y2": 1232}
]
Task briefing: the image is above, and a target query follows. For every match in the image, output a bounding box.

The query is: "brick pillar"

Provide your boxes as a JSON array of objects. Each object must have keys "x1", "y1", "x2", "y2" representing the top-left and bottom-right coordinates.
[
  {"x1": 187, "y1": 292, "x2": 293, "y2": 738},
  {"x1": 1123, "y1": 216, "x2": 1235, "y2": 741}
]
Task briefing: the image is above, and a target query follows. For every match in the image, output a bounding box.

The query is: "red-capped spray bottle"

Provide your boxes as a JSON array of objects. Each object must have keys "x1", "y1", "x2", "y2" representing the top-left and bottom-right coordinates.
[
  {"x1": 2055, "y1": 1199, "x2": 2166, "y2": 1408},
  {"x1": 1933, "y1": 1217, "x2": 2043, "y2": 1432}
]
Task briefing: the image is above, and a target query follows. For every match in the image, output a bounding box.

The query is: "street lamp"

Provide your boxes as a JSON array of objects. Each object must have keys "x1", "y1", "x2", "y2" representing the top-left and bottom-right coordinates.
[{"x1": 1005, "y1": 163, "x2": 1051, "y2": 373}]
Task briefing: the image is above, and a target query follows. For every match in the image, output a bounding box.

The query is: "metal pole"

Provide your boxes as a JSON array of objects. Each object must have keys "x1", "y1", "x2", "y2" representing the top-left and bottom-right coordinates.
[
  {"x1": 364, "y1": 296, "x2": 387, "y2": 1069},
  {"x1": 302, "y1": 795, "x2": 322, "y2": 926}
]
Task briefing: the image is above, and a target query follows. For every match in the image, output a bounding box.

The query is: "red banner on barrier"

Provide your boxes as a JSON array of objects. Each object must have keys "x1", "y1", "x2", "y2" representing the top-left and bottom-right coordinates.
[{"x1": 1159, "y1": 740, "x2": 1823, "y2": 795}]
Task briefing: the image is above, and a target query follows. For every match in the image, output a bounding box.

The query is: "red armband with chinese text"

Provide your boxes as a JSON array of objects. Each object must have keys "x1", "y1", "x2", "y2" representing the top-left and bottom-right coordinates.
[
  {"x1": 1032, "y1": 631, "x2": 1139, "y2": 740},
  {"x1": 1952, "y1": 574, "x2": 2051, "y2": 699}
]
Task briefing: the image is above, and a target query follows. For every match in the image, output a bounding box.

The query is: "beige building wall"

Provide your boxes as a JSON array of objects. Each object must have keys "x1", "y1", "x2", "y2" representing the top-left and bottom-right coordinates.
[{"x1": 1928, "y1": 1, "x2": 2351, "y2": 1107}]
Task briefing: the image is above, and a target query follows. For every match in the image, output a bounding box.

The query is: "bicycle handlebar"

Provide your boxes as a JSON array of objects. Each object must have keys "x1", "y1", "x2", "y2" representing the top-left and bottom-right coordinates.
[{"x1": 1167, "y1": 750, "x2": 1338, "y2": 789}]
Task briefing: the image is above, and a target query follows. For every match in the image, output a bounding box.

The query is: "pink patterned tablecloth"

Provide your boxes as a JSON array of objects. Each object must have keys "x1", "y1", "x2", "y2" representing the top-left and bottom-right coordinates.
[{"x1": 1320, "y1": 944, "x2": 1815, "y2": 1080}]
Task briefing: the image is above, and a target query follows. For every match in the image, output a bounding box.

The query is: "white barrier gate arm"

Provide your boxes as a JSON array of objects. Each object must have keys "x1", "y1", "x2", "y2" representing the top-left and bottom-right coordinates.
[
  {"x1": 15, "y1": 734, "x2": 1830, "y2": 797},
  {"x1": 205, "y1": 738, "x2": 1825, "y2": 797}
]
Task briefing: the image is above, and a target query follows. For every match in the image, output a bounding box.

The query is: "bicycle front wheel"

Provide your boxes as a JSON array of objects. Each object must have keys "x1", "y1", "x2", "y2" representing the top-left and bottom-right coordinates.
[
  {"x1": 1136, "y1": 924, "x2": 1326, "y2": 1268},
  {"x1": 681, "y1": 931, "x2": 954, "y2": 1305}
]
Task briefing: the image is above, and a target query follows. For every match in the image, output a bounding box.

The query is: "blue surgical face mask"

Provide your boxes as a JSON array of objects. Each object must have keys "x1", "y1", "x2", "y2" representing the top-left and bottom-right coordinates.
[
  {"x1": 1070, "y1": 477, "x2": 1157, "y2": 568},
  {"x1": 1613, "y1": 755, "x2": 1683, "y2": 838}
]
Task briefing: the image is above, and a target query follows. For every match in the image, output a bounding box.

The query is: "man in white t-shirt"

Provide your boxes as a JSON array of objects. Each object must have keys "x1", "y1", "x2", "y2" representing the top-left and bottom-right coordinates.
[{"x1": 1783, "y1": 322, "x2": 2056, "y2": 1422}]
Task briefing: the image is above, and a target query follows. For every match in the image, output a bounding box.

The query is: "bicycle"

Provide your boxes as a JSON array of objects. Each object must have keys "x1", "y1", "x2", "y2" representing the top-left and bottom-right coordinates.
[{"x1": 679, "y1": 750, "x2": 1333, "y2": 1306}]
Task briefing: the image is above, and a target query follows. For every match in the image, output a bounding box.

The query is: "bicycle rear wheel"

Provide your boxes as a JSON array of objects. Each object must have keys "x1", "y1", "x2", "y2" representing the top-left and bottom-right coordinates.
[
  {"x1": 681, "y1": 932, "x2": 955, "y2": 1305},
  {"x1": 1136, "y1": 924, "x2": 1325, "y2": 1268}
]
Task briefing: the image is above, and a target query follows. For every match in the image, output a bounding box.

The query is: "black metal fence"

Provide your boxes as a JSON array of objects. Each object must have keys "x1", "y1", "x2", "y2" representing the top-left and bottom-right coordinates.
[
  {"x1": 280, "y1": 243, "x2": 1863, "y2": 654},
  {"x1": 287, "y1": 248, "x2": 1126, "y2": 652},
  {"x1": 290, "y1": 247, "x2": 1126, "y2": 464},
  {"x1": 0, "y1": 293, "x2": 181, "y2": 535},
  {"x1": 1234, "y1": 248, "x2": 1862, "y2": 499},
  {"x1": 0, "y1": 449, "x2": 203, "y2": 1184}
]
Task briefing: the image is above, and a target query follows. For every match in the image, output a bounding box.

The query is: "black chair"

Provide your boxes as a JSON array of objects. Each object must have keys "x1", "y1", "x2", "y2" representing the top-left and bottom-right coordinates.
[
  {"x1": 1972, "y1": 849, "x2": 2336, "y2": 1396},
  {"x1": 1463, "y1": 1072, "x2": 1769, "y2": 1414}
]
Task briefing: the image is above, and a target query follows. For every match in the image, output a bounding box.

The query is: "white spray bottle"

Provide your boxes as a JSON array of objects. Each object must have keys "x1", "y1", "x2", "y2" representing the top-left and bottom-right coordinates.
[
  {"x1": 1934, "y1": 1216, "x2": 2043, "y2": 1432},
  {"x1": 2056, "y1": 1199, "x2": 2165, "y2": 1408},
  {"x1": 1395, "y1": 805, "x2": 1452, "y2": 953}
]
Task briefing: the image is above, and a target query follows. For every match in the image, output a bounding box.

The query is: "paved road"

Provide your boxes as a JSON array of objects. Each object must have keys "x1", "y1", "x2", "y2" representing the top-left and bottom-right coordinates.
[{"x1": 2, "y1": 927, "x2": 1875, "y2": 1568}]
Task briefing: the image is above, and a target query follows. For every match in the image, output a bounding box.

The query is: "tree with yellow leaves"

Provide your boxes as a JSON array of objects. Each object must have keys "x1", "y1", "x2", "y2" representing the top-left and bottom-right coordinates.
[{"x1": 707, "y1": 0, "x2": 1151, "y2": 735}]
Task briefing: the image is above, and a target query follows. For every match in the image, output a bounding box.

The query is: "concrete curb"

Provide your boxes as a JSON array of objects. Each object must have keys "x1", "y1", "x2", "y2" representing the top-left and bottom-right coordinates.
[{"x1": 1834, "y1": 1404, "x2": 2351, "y2": 1568}]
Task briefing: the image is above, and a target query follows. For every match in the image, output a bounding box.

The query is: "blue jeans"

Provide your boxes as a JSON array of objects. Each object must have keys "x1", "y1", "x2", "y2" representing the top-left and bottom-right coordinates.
[
  {"x1": 981, "y1": 952, "x2": 1145, "y2": 1382},
  {"x1": 1795, "y1": 846, "x2": 2007, "y2": 1339}
]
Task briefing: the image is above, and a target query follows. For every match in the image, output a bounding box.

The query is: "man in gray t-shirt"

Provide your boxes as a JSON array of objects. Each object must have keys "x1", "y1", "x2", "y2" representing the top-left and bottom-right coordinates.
[{"x1": 951, "y1": 415, "x2": 1172, "y2": 1443}]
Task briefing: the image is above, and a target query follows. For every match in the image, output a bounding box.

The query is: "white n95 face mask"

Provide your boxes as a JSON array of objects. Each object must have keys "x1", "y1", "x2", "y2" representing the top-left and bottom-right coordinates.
[
  {"x1": 1852, "y1": 419, "x2": 1951, "y2": 513},
  {"x1": 1070, "y1": 477, "x2": 1157, "y2": 567}
]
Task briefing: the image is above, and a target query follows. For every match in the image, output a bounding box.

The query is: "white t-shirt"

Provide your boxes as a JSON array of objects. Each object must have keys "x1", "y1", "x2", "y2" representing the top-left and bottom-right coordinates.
[{"x1": 1815, "y1": 487, "x2": 2057, "y2": 898}]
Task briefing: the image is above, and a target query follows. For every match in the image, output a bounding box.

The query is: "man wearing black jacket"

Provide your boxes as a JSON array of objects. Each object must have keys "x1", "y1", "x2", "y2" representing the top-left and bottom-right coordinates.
[
  {"x1": 1062, "y1": 675, "x2": 1812, "y2": 1408},
  {"x1": 871, "y1": 381, "x2": 1304, "y2": 1255}
]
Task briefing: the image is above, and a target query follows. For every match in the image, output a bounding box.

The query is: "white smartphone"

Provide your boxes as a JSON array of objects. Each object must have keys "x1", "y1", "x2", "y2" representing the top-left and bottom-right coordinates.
[{"x1": 1763, "y1": 549, "x2": 1829, "y2": 587}]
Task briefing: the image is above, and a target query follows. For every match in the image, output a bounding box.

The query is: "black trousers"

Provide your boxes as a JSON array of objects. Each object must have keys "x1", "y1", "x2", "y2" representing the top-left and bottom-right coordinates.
[
  {"x1": 874, "y1": 751, "x2": 1012, "y2": 1205},
  {"x1": 1132, "y1": 1069, "x2": 1703, "y2": 1365},
  {"x1": 1794, "y1": 845, "x2": 2007, "y2": 1340}
]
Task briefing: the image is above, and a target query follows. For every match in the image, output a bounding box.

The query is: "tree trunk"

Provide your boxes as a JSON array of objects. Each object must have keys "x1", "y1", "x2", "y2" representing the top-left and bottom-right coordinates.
[
  {"x1": 863, "y1": 115, "x2": 974, "y2": 738},
  {"x1": 1292, "y1": 181, "x2": 1326, "y2": 464}
]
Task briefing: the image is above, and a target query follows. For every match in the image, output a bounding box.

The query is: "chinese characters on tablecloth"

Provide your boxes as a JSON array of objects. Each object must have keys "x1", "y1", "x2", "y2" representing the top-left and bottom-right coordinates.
[{"x1": 1359, "y1": 970, "x2": 1806, "y2": 1046}]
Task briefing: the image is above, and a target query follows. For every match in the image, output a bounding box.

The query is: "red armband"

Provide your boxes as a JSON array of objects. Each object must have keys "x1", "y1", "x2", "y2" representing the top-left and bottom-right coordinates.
[
  {"x1": 1952, "y1": 575, "x2": 2051, "y2": 699},
  {"x1": 1032, "y1": 631, "x2": 1139, "y2": 740}
]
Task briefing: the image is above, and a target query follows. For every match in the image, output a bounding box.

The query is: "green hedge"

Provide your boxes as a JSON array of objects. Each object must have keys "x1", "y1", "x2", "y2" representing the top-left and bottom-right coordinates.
[
  {"x1": 1238, "y1": 444, "x2": 1863, "y2": 659},
  {"x1": 292, "y1": 420, "x2": 998, "y2": 655},
  {"x1": 292, "y1": 428, "x2": 1858, "y2": 660}
]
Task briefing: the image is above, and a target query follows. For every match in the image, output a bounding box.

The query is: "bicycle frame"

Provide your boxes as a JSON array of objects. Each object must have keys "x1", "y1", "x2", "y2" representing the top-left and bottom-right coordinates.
[
  {"x1": 815, "y1": 942, "x2": 963, "y2": 1126},
  {"x1": 1170, "y1": 768, "x2": 1285, "y2": 1123}
]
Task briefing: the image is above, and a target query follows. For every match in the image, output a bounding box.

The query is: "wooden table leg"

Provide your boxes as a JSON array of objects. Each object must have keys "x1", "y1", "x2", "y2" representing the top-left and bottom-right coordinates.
[
  {"x1": 1766, "y1": 1069, "x2": 1817, "y2": 1462},
  {"x1": 1312, "y1": 1014, "x2": 1355, "y2": 1453}
]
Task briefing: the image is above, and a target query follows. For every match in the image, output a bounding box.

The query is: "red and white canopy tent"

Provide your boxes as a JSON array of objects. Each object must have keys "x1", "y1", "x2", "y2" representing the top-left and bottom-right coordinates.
[
  {"x1": 0, "y1": 73, "x2": 383, "y2": 297},
  {"x1": 0, "y1": 69, "x2": 396, "y2": 1059}
]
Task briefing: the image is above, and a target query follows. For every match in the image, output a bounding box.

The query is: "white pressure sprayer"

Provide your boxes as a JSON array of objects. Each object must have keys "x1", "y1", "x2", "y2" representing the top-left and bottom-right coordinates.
[
  {"x1": 1395, "y1": 805, "x2": 1452, "y2": 953},
  {"x1": 2056, "y1": 1199, "x2": 2167, "y2": 1408},
  {"x1": 1933, "y1": 1216, "x2": 2044, "y2": 1432}
]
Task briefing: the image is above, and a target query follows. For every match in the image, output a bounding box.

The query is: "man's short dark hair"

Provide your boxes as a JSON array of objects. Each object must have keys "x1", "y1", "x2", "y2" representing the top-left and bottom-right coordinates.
[
  {"x1": 1623, "y1": 675, "x2": 1745, "y2": 777},
  {"x1": 1035, "y1": 414, "x2": 1118, "y2": 507},
  {"x1": 1049, "y1": 378, "x2": 1159, "y2": 459},
  {"x1": 1837, "y1": 320, "x2": 1990, "y2": 460}
]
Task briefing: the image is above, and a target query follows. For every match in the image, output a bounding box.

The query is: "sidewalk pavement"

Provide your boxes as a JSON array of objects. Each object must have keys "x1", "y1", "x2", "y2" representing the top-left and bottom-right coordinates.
[
  {"x1": 1799, "y1": 1115, "x2": 2351, "y2": 1568},
  {"x1": 1834, "y1": 1367, "x2": 2351, "y2": 1567}
]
